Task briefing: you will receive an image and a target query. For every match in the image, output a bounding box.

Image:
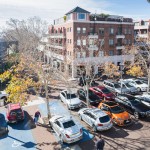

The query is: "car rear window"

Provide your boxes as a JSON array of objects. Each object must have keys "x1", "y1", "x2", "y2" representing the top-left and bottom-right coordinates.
[
  {"x1": 66, "y1": 94, "x2": 77, "y2": 99},
  {"x1": 63, "y1": 120, "x2": 75, "y2": 128},
  {"x1": 99, "y1": 115, "x2": 110, "y2": 123},
  {"x1": 10, "y1": 108, "x2": 22, "y2": 115}
]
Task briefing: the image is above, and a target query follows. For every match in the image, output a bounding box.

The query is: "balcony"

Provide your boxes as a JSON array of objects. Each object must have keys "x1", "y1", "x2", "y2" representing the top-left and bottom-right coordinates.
[
  {"x1": 49, "y1": 33, "x2": 66, "y2": 38},
  {"x1": 88, "y1": 45, "x2": 98, "y2": 50},
  {"x1": 46, "y1": 51, "x2": 64, "y2": 61},
  {"x1": 47, "y1": 43, "x2": 64, "y2": 50},
  {"x1": 134, "y1": 25, "x2": 149, "y2": 30},
  {"x1": 88, "y1": 32, "x2": 98, "y2": 39},
  {"x1": 116, "y1": 44, "x2": 125, "y2": 50},
  {"x1": 116, "y1": 32, "x2": 125, "y2": 39}
]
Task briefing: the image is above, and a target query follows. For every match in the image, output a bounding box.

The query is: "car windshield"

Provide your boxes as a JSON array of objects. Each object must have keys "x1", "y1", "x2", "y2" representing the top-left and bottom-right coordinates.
[
  {"x1": 125, "y1": 83, "x2": 133, "y2": 88},
  {"x1": 114, "y1": 84, "x2": 121, "y2": 88},
  {"x1": 110, "y1": 106, "x2": 124, "y2": 114},
  {"x1": 135, "y1": 80, "x2": 143, "y2": 85},
  {"x1": 101, "y1": 88, "x2": 111, "y2": 94},
  {"x1": 63, "y1": 120, "x2": 75, "y2": 128},
  {"x1": 66, "y1": 94, "x2": 77, "y2": 99},
  {"x1": 130, "y1": 99, "x2": 141, "y2": 105},
  {"x1": 99, "y1": 115, "x2": 110, "y2": 123}
]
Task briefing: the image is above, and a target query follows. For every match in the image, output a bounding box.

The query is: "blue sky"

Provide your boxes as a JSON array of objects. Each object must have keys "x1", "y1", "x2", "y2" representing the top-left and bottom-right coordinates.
[{"x1": 0, "y1": 0, "x2": 149, "y2": 28}]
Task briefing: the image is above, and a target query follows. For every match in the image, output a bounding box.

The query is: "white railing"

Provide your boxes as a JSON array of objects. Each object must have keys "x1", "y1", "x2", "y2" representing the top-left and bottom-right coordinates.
[{"x1": 49, "y1": 33, "x2": 66, "y2": 38}]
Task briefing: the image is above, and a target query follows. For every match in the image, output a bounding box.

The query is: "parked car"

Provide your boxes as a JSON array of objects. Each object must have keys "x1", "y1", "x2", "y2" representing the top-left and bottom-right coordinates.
[
  {"x1": 124, "y1": 79, "x2": 148, "y2": 92},
  {"x1": 137, "y1": 77, "x2": 148, "y2": 84},
  {"x1": 59, "y1": 90, "x2": 82, "y2": 110},
  {"x1": 103, "y1": 80, "x2": 130, "y2": 95},
  {"x1": 6, "y1": 103, "x2": 25, "y2": 123},
  {"x1": 0, "y1": 91, "x2": 8, "y2": 105},
  {"x1": 135, "y1": 94, "x2": 150, "y2": 107},
  {"x1": 78, "y1": 108, "x2": 113, "y2": 132},
  {"x1": 115, "y1": 94, "x2": 150, "y2": 119},
  {"x1": 0, "y1": 113, "x2": 8, "y2": 136},
  {"x1": 77, "y1": 89, "x2": 102, "y2": 106},
  {"x1": 49, "y1": 115, "x2": 83, "y2": 143},
  {"x1": 89, "y1": 86, "x2": 115, "y2": 101},
  {"x1": 98, "y1": 101, "x2": 132, "y2": 126},
  {"x1": 118, "y1": 80, "x2": 138, "y2": 94}
]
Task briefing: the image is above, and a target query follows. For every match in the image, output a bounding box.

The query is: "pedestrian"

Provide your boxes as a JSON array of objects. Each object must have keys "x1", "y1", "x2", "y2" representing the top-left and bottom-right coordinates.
[
  {"x1": 34, "y1": 109, "x2": 41, "y2": 125},
  {"x1": 95, "y1": 134, "x2": 105, "y2": 150}
]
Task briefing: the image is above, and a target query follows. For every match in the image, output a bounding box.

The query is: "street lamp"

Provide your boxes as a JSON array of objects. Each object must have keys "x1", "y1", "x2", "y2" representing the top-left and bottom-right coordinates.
[{"x1": 120, "y1": 63, "x2": 124, "y2": 94}]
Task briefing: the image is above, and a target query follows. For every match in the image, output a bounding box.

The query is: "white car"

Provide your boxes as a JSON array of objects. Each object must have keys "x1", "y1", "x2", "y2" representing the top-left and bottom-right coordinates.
[
  {"x1": 124, "y1": 79, "x2": 148, "y2": 92},
  {"x1": 49, "y1": 115, "x2": 83, "y2": 143},
  {"x1": 59, "y1": 90, "x2": 82, "y2": 109},
  {"x1": 78, "y1": 108, "x2": 113, "y2": 132},
  {"x1": 135, "y1": 94, "x2": 150, "y2": 107},
  {"x1": 0, "y1": 91, "x2": 8, "y2": 99}
]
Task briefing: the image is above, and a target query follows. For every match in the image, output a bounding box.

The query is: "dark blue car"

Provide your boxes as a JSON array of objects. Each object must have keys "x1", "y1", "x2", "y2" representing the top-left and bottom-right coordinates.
[{"x1": 0, "y1": 113, "x2": 8, "y2": 136}]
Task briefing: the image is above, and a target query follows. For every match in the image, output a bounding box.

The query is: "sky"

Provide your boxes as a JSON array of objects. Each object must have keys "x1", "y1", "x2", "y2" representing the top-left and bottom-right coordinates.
[{"x1": 0, "y1": 0, "x2": 150, "y2": 28}]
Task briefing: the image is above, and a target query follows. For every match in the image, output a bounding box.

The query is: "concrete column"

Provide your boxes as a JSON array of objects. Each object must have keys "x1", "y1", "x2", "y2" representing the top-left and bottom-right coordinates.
[{"x1": 72, "y1": 61, "x2": 77, "y2": 78}]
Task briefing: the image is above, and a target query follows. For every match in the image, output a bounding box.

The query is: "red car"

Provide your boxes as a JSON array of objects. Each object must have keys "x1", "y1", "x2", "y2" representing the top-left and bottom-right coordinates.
[
  {"x1": 6, "y1": 103, "x2": 24, "y2": 123},
  {"x1": 89, "y1": 86, "x2": 115, "y2": 101}
]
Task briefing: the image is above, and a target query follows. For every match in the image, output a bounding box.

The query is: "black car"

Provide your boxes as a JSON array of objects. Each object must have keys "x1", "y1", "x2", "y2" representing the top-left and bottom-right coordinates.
[
  {"x1": 0, "y1": 113, "x2": 8, "y2": 136},
  {"x1": 77, "y1": 89, "x2": 102, "y2": 106},
  {"x1": 115, "y1": 94, "x2": 150, "y2": 119}
]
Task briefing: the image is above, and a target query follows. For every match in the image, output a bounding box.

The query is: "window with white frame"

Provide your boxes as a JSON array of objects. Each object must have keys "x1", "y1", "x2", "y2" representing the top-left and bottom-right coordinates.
[
  {"x1": 82, "y1": 52, "x2": 86, "y2": 58},
  {"x1": 78, "y1": 13, "x2": 86, "y2": 20},
  {"x1": 67, "y1": 14, "x2": 71, "y2": 20},
  {"x1": 82, "y1": 40, "x2": 86, "y2": 46},
  {"x1": 89, "y1": 39, "x2": 94, "y2": 45},
  {"x1": 77, "y1": 27, "x2": 81, "y2": 34},
  {"x1": 76, "y1": 52, "x2": 80, "y2": 58},
  {"x1": 109, "y1": 28, "x2": 114, "y2": 34},
  {"x1": 125, "y1": 28, "x2": 128, "y2": 34},
  {"x1": 128, "y1": 28, "x2": 131, "y2": 34},
  {"x1": 70, "y1": 27, "x2": 72, "y2": 32},
  {"x1": 109, "y1": 50, "x2": 114, "y2": 56},
  {"x1": 99, "y1": 28, "x2": 104, "y2": 35},
  {"x1": 99, "y1": 51, "x2": 104, "y2": 57},
  {"x1": 89, "y1": 51, "x2": 93, "y2": 57},
  {"x1": 109, "y1": 39, "x2": 114, "y2": 45},
  {"x1": 77, "y1": 39, "x2": 81, "y2": 45},
  {"x1": 82, "y1": 28, "x2": 86, "y2": 33}
]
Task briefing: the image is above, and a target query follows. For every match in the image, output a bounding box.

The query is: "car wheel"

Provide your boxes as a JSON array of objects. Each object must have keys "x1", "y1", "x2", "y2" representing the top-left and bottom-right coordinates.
[
  {"x1": 67, "y1": 105, "x2": 70, "y2": 110},
  {"x1": 134, "y1": 111, "x2": 139, "y2": 119},
  {"x1": 92, "y1": 125, "x2": 97, "y2": 132},
  {"x1": 137, "y1": 87, "x2": 141, "y2": 92}
]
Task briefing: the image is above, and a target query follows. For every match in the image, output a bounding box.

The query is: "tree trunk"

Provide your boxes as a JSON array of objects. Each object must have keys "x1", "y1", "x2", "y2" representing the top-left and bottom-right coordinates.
[
  {"x1": 86, "y1": 82, "x2": 90, "y2": 107},
  {"x1": 45, "y1": 83, "x2": 51, "y2": 119},
  {"x1": 147, "y1": 70, "x2": 150, "y2": 93}
]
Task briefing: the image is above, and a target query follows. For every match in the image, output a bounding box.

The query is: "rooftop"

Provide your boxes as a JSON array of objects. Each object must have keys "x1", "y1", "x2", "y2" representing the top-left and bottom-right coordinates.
[{"x1": 65, "y1": 6, "x2": 90, "y2": 15}]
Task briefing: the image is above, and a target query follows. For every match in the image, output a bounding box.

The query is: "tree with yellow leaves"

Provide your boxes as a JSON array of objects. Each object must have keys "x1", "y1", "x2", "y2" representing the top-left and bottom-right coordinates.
[{"x1": 126, "y1": 65, "x2": 144, "y2": 77}]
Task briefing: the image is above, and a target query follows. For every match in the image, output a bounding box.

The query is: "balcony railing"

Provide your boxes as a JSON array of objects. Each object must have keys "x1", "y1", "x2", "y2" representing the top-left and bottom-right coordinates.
[
  {"x1": 116, "y1": 32, "x2": 125, "y2": 38},
  {"x1": 88, "y1": 45, "x2": 98, "y2": 50},
  {"x1": 49, "y1": 33, "x2": 66, "y2": 38},
  {"x1": 88, "y1": 32, "x2": 98, "y2": 38},
  {"x1": 47, "y1": 43, "x2": 64, "y2": 49}
]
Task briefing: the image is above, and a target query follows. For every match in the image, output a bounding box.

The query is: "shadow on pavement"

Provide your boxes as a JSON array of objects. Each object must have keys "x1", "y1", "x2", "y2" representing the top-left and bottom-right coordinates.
[{"x1": 8, "y1": 111, "x2": 36, "y2": 130}]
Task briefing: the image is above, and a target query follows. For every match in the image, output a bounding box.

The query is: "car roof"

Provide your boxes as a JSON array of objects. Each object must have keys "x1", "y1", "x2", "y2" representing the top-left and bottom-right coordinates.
[
  {"x1": 8, "y1": 103, "x2": 21, "y2": 110},
  {"x1": 90, "y1": 108, "x2": 107, "y2": 117},
  {"x1": 102, "y1": 101, "x2": 118, "y2": 107},
  {"x1": 92, "y1": 86, "x2": 105, "y2": 90},
  {"x1": 57, "y1": 116, "x2": 73, "y2": 123},
  {"x1": 104, "y1": 80, "x2": 118, "y2": 84}
]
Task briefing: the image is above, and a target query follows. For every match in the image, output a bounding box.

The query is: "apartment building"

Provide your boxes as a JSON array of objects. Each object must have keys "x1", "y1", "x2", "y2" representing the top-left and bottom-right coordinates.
[
  {"x1": 134, "y1": 20, "x2": 150, "y2": 42},
  {"x1": 43, "y1": 6, "x2": 134, "y2": 78}
]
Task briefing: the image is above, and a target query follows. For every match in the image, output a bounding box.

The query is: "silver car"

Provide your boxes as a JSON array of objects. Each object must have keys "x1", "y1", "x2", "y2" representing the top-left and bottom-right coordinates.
[
  {"x1": 78, "y1": 108, "x2": 113, "y2": 132},
  {"x1": 49, "y1": 115, "x2": 83, "y2": 143}
]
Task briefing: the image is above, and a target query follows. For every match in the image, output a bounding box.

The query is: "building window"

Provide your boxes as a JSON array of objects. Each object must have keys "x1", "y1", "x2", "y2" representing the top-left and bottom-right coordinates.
[
  {"x1": 76, "y1": 52, "x2": 80, "y2": 58},
  {"x1": 109, "y1": 50, "x2": 114, "y2": 56},
  {"x1": 90, "y1": 28, "x2": 94, "y2": 34},
  {"x1": 89, "y1": 51, "x2": 93, "y2": 57},
  {"x1": 134, "y1": 22, "x2": 139, "y2": 26},
  {"x1": 70, "y1": 39, "x2": 71, "y2": 44},
  {"x1": 67, "y1": 14, "x2": 71, "y2": 20},
  {"x1": 128, "y1": 39, "x2": 131, "y2": 45},
  {"x1": 124, "y1": 39, "x2": 127, "y2": 44},
  {"x1": 117, "y1": 50, "x2": 122, "y2": 55},
  {"x1": 99, "y1": 28, "x2": 104, "y2": 35},
  {"x1": 82, "y1": 28, "x2": 86, "y2": 33},
  {"x1": 109, "y1": 28, "x2": 114, "y2": 34},
  {"x1": 67, "y1": 28, "x2": 69, "y2": 32},
  {"x1": 144, "y1": 31, "x2": 147, "y2": 34},
  {"x1": 128, "y1": 29, "x2": 131, "y2": 34},
  {"x1": 77, "y1": 27, "x2": 81, "y2": 34},
  {"x1": 82, "y1": 40, "x2": 86, "y2": 46},
  {"x1": 78, "y1": 13, "x2": 86, "y2": 20},
  {"x1": 109, "y1": 39, "x2": 114, "y2": 45},
  {"x1": 125, "y1": 28, "x2": 128, "y2": 34},
  {"x1": 77, "y1": 40, "x2": 81, "y2": 45},
  {"x1": 70, "y1": 27, "x2": 72, "y2": 32},
  {"x1": 82, "y1": 52, "x2": 86, "y2": 58},
  {"x1": 99, "y1": 51, "x2": 104, "y2": 57}
]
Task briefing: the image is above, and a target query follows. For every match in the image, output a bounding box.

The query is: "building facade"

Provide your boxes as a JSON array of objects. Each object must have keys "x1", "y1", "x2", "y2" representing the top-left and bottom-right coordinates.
[
  {"x1": 134, "y1": 20, "x2": 150, "y2": 42},
  {"x1": 42, "y1": 7, "x2": 134, "y2": 78}
]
